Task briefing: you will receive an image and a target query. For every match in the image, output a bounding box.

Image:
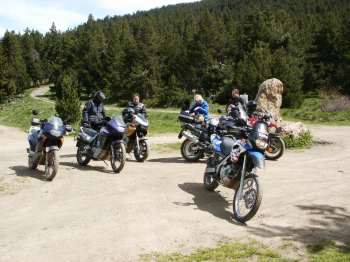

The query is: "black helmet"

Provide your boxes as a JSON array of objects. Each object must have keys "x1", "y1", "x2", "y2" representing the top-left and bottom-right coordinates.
[
  {"x1": 247, "y1": 100, "x2": 257, "y2": 113},
  {"x1": 94, "y1": 90, "x2": 106, "y2": 103}
]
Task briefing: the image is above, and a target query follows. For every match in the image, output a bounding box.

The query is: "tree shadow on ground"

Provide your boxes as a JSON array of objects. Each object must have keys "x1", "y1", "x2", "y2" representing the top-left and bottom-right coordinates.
[
  {"x1": 175, "y1": 182, "x2": 244, "y2": 225},
  {"x1": 248, "y1": 204, "x2": 350, "y2": 251},
  {"x1": 9, "y1": 165, "x2": 48, "y2": 181},
  {"x1": 59, "y1": 161, "x2": 114, "y2": 174},
  {"x1": 148, "y1": 157, "x2": 206, "y2": 164}
]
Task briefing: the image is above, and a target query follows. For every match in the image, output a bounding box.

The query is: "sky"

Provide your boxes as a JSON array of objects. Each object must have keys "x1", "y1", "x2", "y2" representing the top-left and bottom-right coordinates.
[{"x1": 0, "y1": 0, "x2": 200, "y2": 36}]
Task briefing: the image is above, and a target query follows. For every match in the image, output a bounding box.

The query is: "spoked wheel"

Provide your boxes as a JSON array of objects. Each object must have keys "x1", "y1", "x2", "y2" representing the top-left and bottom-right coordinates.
[
  {"x1": 44, "y1": 150, "x2": 59, "y2": 181},
  {"x1": 181, "y1": 139, "x2": 203, "y2": 162},
  {"x1": 111, "y1": 143, "x2": 126, "y2": 173},
  {"x1": 134, "y1": 140, "x2": 149, "y2": 162},
  {"x1": 203, "y1": 172, "x2": 219, "y2": 192},
  {"x1": 77, "y1": 144, "x2": 91, "y2": 166},
  {"x1": 265, "y1": 136, "x2": 285, "y2": 160},
  {"x1": 233, "y1": 174, "x2": 262, "y2": 223}
]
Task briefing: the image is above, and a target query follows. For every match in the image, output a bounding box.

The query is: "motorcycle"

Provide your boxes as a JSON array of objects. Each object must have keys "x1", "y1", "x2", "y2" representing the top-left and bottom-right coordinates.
[
  {"x1": 178, "y1": 112, "x2": 218, "y2": 162},
  {"x1": 203, "y1": 120, "x2": 268, "y2": 223},
  {"x1": 247, "y1": 105, "x2": 285, "y2": 161},
  {"x1": 123, "y1": 108, "x2": 150, "y2": 162},
  {"x1": 76, "y1": 116, "x2": 126, "y2": 173},
  {"x1": 27, "y1": 110, "x2": 72, "y2": 181}
]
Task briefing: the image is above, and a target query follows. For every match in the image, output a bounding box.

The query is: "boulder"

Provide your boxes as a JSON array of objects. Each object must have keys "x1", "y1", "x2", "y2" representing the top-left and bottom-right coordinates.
[
  {"x1": 281, "y1": 121, "x2": 308, "y2": 137},
  {"x1": 255, "y1": 78, "x2": 284, "y2": 121}
]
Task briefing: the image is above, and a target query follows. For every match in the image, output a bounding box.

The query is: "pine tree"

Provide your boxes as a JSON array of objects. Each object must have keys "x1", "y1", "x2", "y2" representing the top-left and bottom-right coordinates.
[{"x1": 55, "y1": 72, "x2": 81, "y2": 124}]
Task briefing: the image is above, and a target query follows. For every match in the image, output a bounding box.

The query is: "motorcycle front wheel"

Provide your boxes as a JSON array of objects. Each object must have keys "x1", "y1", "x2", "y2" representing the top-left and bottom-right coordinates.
[
  {"x1": 203, "y1": 172, "x2": 219, "y2": 192},
  {"x1": 181, "y1": 139, "x2": 203, "y2": 162},
  {"x1": 265, "y1": 136, "x2": 285, "y2": 161},
  {"x1": 111, "y1": 143, "x2": 126, "y2": 173},
  {"x1": 134, "y1": 140, "x2": 149, "y2": 162},
  {"x1": 76, "y1": 144, "x2": 91, "y2": 166},
  {"x1": 233, "y1": 174, "x2": 262, "y2": 223},
  {"x1": 44, "y1": 150, "x2": 59, "y2": 181}
]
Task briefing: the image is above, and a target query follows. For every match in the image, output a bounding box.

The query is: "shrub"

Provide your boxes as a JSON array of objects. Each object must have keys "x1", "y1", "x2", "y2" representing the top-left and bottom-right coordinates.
[{"x1": 283, "y1": 130, "x2": 313, "y2": 149}]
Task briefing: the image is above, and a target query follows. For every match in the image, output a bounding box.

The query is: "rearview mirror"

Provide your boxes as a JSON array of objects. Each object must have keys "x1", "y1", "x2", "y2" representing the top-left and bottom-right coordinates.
[{"x1": 32, "y1": 109, "x2": 39, "y2": 116}]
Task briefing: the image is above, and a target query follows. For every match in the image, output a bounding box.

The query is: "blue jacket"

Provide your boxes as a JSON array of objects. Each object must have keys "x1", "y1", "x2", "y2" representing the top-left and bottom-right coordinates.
[{"x1": 189, "y1": 100, "x2": 209, "y2": 122}]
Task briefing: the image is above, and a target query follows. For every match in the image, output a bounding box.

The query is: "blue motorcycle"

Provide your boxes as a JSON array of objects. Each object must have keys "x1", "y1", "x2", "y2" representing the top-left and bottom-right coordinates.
[
  {"x1": 203, "y1": 120, "x2": 268, "y2": 223},
  {"x1": 76, "y1": 116, "x2": 126, "y2": 173},
  {"x1": 27, "y1": 111, "x2": 72, "y2": 181}
]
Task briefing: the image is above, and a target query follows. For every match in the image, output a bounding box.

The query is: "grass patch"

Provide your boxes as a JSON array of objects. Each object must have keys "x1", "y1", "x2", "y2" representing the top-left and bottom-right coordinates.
[
  {"x1": 152, "y1": 142, "x2": 181, "y2": 152},
  {"x1": 308, "y1": 240, "x2": 350, "y2": 262},
  {"x1": 0, "y1": 89, "x2": 55, "y2": 130},
  {"x1": 141, "y1": 241, "x2": 294, "y2": 262},
  {"x1": 282, "y1": 97, "x2": 350, "y2": 126}
]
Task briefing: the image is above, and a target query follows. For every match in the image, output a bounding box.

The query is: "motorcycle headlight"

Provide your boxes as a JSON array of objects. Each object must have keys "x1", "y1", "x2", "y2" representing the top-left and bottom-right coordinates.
[
  {"x1": 50, "y1": 130, "x2": 62, "y2": 137},
  {"x1": 255, "y1": 138, "x2": 268, "y2": 150}
]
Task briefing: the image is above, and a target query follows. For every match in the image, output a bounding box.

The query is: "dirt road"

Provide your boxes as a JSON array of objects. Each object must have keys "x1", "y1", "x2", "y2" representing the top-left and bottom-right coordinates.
[{"x1": 0, "y1": 125, "x2": 350, "y2": 261}]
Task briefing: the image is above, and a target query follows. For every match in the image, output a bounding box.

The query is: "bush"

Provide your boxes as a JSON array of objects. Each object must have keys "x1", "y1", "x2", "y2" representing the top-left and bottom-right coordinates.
[
  {"x1": 283, "y1": 130, "x2": 313, "y2": 149},
  {"x1": 55, "y1": 73, "x2": 81, "y2": 124}
]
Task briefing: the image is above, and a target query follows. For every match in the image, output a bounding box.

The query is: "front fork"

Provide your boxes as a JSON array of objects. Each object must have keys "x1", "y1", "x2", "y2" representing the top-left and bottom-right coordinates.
[{"x1": 237, "y1": 154, "x2": 247, "y2": 200}]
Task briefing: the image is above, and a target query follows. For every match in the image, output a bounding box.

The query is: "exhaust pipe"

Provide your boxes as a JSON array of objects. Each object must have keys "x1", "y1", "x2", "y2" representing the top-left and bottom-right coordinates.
[{"x1": 182, "y1": 130, "x2": 199, "y2": 144}]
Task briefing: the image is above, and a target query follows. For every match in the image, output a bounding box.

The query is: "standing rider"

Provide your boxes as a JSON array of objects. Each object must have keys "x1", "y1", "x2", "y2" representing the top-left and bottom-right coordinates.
[
  {"x1": 82, "y1": 90, "x2": 107, "y2": 131},
  {"x1": 189, "y1": 94, "x2": 209, "y2": 123}
]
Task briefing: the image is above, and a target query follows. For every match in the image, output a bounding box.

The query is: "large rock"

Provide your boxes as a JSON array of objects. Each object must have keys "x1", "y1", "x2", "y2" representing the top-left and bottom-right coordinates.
[{"x1": 255, "y1": 78, "x2": 284, "y2": 121}]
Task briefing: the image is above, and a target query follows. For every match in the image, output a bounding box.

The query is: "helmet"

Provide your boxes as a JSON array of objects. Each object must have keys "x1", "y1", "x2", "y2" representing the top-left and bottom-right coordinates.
[
  {"x1": 247, "y1": 100, "x2": 257, "y2": 114},
  {"x1": 94, "y1": 91, "x2": 106, "y2": 103}
]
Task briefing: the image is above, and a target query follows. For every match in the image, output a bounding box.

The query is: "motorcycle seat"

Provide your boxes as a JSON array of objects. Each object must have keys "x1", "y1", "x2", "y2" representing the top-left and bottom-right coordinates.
[{"x1": 82, "y1": 127, "x2": 98, "y2": 137}]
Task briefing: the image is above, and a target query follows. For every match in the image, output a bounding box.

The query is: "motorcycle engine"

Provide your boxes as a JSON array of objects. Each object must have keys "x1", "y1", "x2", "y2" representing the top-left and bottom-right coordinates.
[{"x1": 219, "y1": 162, "x2": 239, "y2": 188}]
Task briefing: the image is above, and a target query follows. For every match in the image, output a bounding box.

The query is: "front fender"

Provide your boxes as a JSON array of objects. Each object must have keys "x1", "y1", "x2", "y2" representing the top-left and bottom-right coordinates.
[{"x1": 45, "y1": 146, "x2": 59, "y2": 152}]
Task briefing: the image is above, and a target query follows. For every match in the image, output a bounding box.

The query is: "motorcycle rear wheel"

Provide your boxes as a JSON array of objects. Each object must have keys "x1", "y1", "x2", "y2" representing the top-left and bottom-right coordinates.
[
  {"x1": 181, "y1": 139, "x2": 203, "y2": 162},
  {"x1": 233, "y1": 174, "x2": 262, "y2": 223},
  {"x1": 44, "y1": 150, "x2": 58, "y2": 181},
  {"x1": 111, "y1": 143, "x2": 126, "y2": 173},
  {"x1": 265, "y1": 136, "x2": 285, "y2": 161},
  {"x1": 134, "y1": 140, "x2": 149, "y2": 162}
]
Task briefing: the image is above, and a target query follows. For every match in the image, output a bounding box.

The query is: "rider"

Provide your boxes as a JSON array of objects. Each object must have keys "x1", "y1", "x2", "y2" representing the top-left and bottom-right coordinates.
[
  {"x1": 82, "y1": 90, "x2": 106, "y2": 130},
  {"x1": 226, "y1": 88, "x2": 246, "y2": 118},
  {"x1": 122, "y1": 94, "x2": 148, "y2": 123},
  {"x1": 189, "y1": 94, "x2": 209, "y2": 123}
]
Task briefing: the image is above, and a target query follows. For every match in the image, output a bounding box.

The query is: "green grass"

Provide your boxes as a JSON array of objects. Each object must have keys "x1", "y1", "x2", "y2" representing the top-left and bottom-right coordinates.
[
  {"x1": 0, "y1": 90, "x2": 55, "y2": 130},
  {"x1": 282, "y1": 97, "x2": 350, "y2": 125},
  {"x1": 141, "y1": 241, "x2": 294, "y2": 262},
  {"x1": 141, "y1": 240, "x2": 350, "y2": 262},
  {"x1": 308, "y1": 240, "x2": 350, "y2": 262}
]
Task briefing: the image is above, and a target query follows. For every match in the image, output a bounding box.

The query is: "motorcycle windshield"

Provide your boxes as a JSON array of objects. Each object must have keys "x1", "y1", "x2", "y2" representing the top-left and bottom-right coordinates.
[
  {"x1": 108, "y1": 116, "x2": 126, "y2": 134},
  {"x1": 135, "y1": 114, "x2": 148, "y2": 127},
  {"x1": 44, "y1": 116, "x2": 65, "y2": 137},
  {"x1": 48, "y1": 116, "x2": 64, "y2": 129}
]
